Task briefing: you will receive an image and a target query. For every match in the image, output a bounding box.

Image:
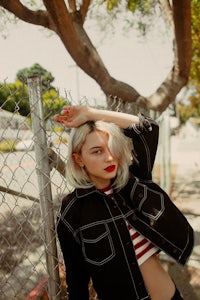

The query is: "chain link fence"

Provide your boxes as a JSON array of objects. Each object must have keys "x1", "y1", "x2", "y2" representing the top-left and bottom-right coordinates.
[
  {"x1": 0, "y1": 77, "x2": 69, "y2": 300},
  {"x1": 0, "y1": 76, "x2": 170, "y2": 300}
]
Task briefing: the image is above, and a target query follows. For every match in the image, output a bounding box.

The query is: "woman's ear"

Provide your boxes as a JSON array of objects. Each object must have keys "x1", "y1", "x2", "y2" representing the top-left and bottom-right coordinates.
[{"x1": 72, "y1": 153, "x2": 84, "y2": 167}]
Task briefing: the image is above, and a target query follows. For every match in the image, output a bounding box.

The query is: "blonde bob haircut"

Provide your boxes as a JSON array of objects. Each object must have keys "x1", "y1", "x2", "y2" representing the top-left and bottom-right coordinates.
[{"x1": 66, "y1": 121, "x2": 133, "y2": 190}]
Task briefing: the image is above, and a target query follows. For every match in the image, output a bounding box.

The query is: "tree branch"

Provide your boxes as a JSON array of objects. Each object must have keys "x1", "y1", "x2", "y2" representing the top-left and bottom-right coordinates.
[
  {"x1": 0, "y1": 0, "x2": 56, "y2": 31},
  {"x1": 147, "y1": 0, "x2": 192, "y2": 111},
  {"x1": 160, "y1": 0, "x2": 173, "y2": 32},
  {"x1": 48, "y1": 148, "x2": 66, "y2": 177},
  {"x1": 42, "y1": 0, "x2": 72, "y2": 31},
  {"x1": 68, "y1": 0, "x2": 77, "y2": 12},
  {"x1": 173, "y1": 0, "x2": 192, "y2": 77},
  {"x1": 80, "y1": 0, "x2": 91, "y2": 22}
]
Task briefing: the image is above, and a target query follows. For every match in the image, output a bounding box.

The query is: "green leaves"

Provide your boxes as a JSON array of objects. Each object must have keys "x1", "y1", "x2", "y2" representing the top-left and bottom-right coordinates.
[
  {"x1": 105, "y1": 0, "x2": 152, "y2": 14},
  {"x1": 1, "y1": 63, "x2": 69, "y2": 119},
  {"x1": 16, "y1": 63, "x2": 55, "y2": 92},
  {"x1": 190, "y1": 0, "x2": 200, "y2": 84},
  {"x1": 43, "y1": 89, "x2": 68, "y2": 120}
]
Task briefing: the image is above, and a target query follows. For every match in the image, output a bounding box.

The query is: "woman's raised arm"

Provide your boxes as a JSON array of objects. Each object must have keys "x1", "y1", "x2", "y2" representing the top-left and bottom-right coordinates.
[{"x1": 54, "y1": 105, "x2": 139, "y2": 129}]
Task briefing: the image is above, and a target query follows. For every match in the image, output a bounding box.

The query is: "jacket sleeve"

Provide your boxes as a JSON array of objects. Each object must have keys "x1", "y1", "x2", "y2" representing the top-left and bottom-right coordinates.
[
  {"x1": 123, "y1": 113, "x2": 159, "y2": 180},
  {"x1": 57, "y1": 203, "x2": 90, "y2": 300}
]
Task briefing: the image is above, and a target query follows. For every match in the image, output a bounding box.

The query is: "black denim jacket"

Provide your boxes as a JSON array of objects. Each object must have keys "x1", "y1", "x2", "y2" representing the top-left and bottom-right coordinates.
[{"x1": 57, "y1": 114, "x2": 194, "y2": 300}]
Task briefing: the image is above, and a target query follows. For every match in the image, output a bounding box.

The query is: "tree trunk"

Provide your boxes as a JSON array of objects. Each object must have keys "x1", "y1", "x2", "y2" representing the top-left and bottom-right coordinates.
[{"x1": 148, "y1": 0, "x2": 192, "y2": 111}]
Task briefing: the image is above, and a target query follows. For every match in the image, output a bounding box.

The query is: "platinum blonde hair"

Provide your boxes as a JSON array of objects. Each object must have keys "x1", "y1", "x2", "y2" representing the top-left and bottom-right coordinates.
[{"x1": 66, "y1": 121, "x2": 133, "y2": 190}]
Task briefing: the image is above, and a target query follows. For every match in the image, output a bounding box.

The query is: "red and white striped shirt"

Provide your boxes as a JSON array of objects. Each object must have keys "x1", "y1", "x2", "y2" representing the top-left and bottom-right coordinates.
[{"x1": 99, "y1": 186, "x2": 158, "y2": 266}]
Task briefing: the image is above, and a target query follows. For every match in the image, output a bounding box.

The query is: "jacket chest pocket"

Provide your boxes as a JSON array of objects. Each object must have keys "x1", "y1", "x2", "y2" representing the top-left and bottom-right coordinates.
[
  {"x1": 80, "y1": 223, "x2": 115, "y2": 266},
  {"x1": 132, "y1": 183, "x2": 165, "y2": 220}
]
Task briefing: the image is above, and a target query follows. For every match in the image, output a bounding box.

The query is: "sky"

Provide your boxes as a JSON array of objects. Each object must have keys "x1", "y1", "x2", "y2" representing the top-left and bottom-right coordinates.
[{"x1": 0, "y1": 19, "x2": 173, "y2": 106}]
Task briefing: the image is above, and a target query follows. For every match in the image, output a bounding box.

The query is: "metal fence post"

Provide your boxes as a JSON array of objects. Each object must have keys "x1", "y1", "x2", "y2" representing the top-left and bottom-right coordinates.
[
  {"x1": 163, "y1": 110, "x2": 171, "y2": 194},
  {"x1": 159, "y1": 111, "x2": 171, "y2": 194},
  {"x1": 27, "y1": 75, "x2": 61, "y2": 300}
]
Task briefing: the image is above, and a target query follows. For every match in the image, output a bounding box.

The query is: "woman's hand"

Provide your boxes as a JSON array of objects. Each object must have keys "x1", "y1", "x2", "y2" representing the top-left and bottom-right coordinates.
[{"x1": 54, "y1": 106, "x2": 90, "y2": 128}]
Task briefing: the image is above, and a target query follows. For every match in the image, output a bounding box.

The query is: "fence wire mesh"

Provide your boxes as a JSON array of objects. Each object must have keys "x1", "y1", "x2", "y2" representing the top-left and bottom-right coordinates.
[
  {"x1": 0, "y1": 79, "x2": 69, "y2": 300},
  {"x1": 0, "y1": 77, "x2": 170, "y2": 300}
]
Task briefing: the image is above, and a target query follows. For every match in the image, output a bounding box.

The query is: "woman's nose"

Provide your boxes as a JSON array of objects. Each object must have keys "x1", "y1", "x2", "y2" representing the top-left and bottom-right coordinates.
[{"x1": 105, "y1": 149, "x2": 114, "y2": 161}]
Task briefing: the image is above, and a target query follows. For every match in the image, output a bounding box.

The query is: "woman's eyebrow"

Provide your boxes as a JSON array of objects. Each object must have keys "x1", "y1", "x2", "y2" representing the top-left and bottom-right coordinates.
[{"x1": 88, "y1": 145, "x2": 103, "y2": 151}]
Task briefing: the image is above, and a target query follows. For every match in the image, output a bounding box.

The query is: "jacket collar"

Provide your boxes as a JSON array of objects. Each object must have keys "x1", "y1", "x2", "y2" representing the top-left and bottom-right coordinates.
[{"x1": 76, "y1": 186, "x2": 100, "y2": 198}]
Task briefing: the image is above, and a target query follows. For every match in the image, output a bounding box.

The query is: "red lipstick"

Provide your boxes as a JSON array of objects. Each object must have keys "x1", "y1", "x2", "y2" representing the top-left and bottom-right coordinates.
[{"x1": 104, "y1": 165, "x2": 116, "y2": 172}]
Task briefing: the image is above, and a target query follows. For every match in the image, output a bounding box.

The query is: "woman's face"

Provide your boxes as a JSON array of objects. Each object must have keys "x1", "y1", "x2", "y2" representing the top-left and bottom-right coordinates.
[{"x1": 73, "y1": 130, "x2": 118, "y2": 189}]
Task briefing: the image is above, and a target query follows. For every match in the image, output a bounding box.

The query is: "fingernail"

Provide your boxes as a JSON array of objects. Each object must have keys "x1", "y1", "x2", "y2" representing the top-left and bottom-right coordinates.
[{"x1": 64, "y1": 107, "x2": 70, "y2": 114}]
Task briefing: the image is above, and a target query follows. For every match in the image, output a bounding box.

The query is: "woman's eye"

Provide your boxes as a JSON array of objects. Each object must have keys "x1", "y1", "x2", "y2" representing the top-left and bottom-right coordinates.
[{"x1": 93, "y1": 150, "x2": 102, "y2": 154}]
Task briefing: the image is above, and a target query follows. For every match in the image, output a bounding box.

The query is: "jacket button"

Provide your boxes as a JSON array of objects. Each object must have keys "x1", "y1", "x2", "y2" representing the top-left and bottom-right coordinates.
[
  {"x1": 122, "y1": 201, "x2": 127, "y2": 207},
  {"x1": 173, "y1": 248, "x2": 178, "y2": 254},
  {"x1": 132, "y1": 214, "x2": 137, "y2": 221},
  {"x1": 138, "y1": 193, "x2": 143, "y2": 198}
]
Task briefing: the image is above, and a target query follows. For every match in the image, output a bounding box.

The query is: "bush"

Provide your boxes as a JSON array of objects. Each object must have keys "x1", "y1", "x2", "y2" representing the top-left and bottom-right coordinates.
[
  {"x1": 54, "y1": 136, "x2": 68, "y2": 144},
  {"x1": 54, "y1": 125, "x2": 65, "y2": 133},
  {"x1": 0, "y1": 139, "x2": 17, "y2": 152},
  {"x1": 177, "y1": 104, "x2": 196, "y2": 124},
  {"x1": 0, "y1": 81, "x2": 69, "y2": 119},
  {"x1": 177, "y1": 85, "x2": 200, "y2": 124}
]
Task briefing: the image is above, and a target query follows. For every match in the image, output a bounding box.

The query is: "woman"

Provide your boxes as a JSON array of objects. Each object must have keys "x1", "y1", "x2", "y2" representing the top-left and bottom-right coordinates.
[{"x1": 55, "y1": 105, "x2": 193, "y2": 300}]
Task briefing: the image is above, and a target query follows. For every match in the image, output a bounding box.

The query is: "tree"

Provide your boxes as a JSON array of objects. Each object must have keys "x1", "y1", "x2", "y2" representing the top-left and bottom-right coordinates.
[
  {"x1": 0, "y1": 0, "x2": 192, "y2": 112},
  {"x1": 0, "y1": 64, "x2": 67, "y2": 117},
  {"x1": 16, "y1": 63, "x2": 55, "y2": 92}
]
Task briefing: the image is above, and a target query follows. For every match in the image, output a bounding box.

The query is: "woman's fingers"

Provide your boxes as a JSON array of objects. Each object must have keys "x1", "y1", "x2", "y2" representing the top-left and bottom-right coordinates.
[
  {"x1": 61, "y1": 106, "x2": 71, "y2": 115},
  {"x1": 55, "y1": 106, "x2": 73, "y2": 123},
  {"x1": 54, "y1": 114, "x2": 67, "y2": 123},
  {"x1": 54, "y1": 106, "x2": 89, "y2": 128}
]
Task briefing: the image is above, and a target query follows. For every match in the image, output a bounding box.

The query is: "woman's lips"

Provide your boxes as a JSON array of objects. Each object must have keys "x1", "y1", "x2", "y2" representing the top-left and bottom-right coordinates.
[{"x1": 104, "y1": 165, "x2": 116, "y2": 172}]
